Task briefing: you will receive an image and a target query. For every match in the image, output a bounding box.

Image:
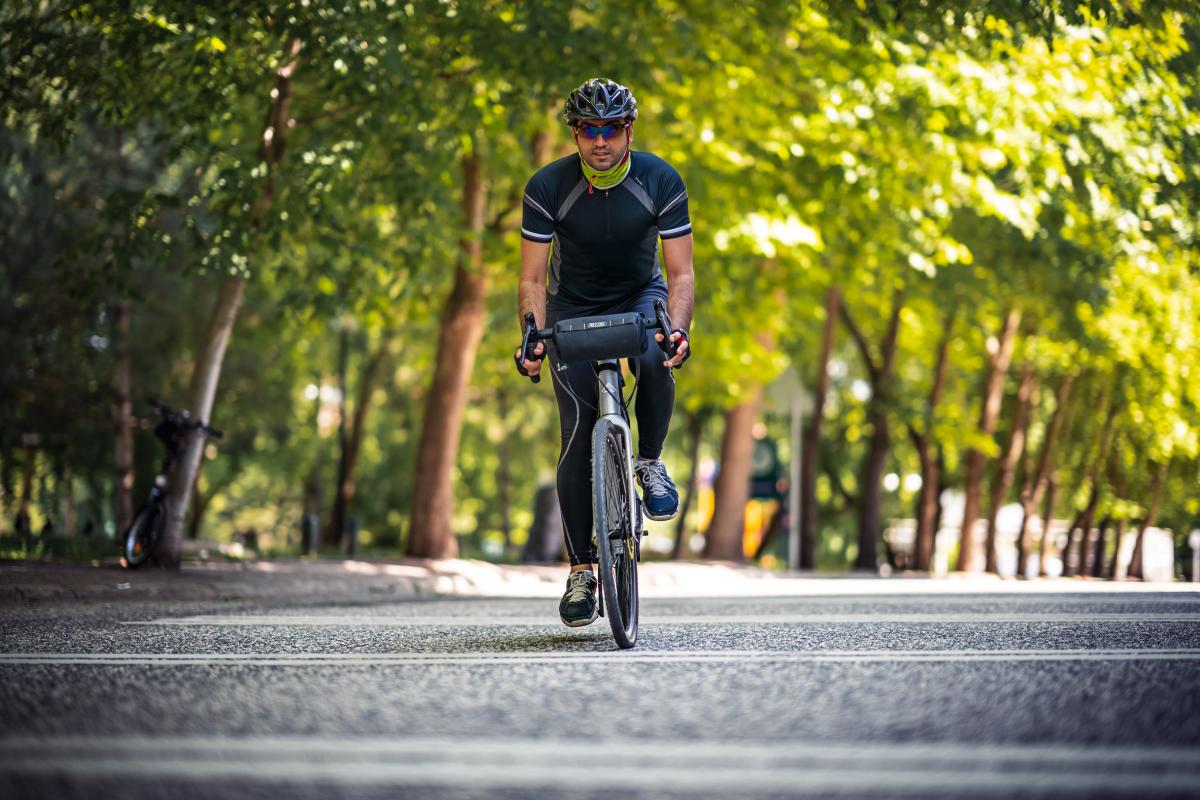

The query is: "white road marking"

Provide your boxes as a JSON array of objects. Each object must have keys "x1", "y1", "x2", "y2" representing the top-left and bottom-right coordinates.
[
  {"x1": 0, "y1": 735, "x2": 1197, "y2": 793},
  {"x1": 123, "y1": 612, "x2": 1200, "y2": 626},
  {"x1": 2, "y1": 648, "x2": 1199, "y2": 666}
]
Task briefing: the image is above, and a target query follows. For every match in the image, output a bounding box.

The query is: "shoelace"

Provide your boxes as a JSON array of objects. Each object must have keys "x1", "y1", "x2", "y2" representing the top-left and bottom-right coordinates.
[
  {"x1": 566, "y1": 573, "x2": 595, "y2": 602},
  {"x1": 637, "y1": 462, "x2": 671, "y2": 496}
]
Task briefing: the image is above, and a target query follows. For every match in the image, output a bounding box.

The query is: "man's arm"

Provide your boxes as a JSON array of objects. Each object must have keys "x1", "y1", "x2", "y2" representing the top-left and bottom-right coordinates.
[
  {"x1": 659, "y1": 233, "x2": 694, "y2": 367},
  {"x1": 518, "y1": 238, "x2": 550, "y2": 329},
  {"x1": 515, "y1": 238, "x2": 551, "y2": 376}
]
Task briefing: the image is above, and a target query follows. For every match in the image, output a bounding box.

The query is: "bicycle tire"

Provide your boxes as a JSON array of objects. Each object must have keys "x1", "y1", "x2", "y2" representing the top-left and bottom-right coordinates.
[
  {"x1": 592, "y1": 418, "x2": 639, "y2": 648},
  {"x1": 123, "y1": 503, "x2": 165, "y2": 568}
]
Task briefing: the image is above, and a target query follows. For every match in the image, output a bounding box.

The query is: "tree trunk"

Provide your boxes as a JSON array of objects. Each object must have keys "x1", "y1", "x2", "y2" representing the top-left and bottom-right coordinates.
[
  {"x1": 957, "y1": 307, "x2": 1022, "y2": 572},
  {"x1": 912, "y1": 440, "x2": 940, "y2": 571},
  {"x1": 325, "y1": 324, "x2": 351, "y2": 548},
  {"x1": 1016, "y1": 374, "x2": 1075, "y2": 578},
  {"x1": 984, "y1": 362, "x2": 1035, "y2": 574},
  {"x1": 187, "y1": 466, "x2": 205, "y2": 540},
  {"x1": 840, "y1": 290, "x2": 904, "y2": 572},
  {"x1": 1127, "y1": 460, "x2": 1168, "y2": 580},
  {"x1": 407, "y1": 148, "x2": 487, "y2": 559},
  {"x1": 497, "y1": 389, "x2": 513, "y2": 554},
  {"x1": 910, "y1": 312, "x2": 954, "y2": 572},
  {"x1": 188, "y1": 490, "x2": 207, "y2": 541},
  {"x1": 1106, "y1": 519, "x2": 1126, "y2": 580},
  {"x1": 158, "y1": 274, "x2": 246, "y2": 568},
  {"x1": 1062, "y1": 396, "x2": 1118, "y2": 578},
  {"x1": 856, "y1": 388, "x2": 889, "y2": 571},
  {"x1": 15, "y1": 447, "x2": 35, "y2": 537},
  {"x1": 346, "y1": 340, "x2": 388, "y2": 546},
  {"x1": 1063, "y1": 506, "x2": 1089, "y2": 578},
  {"x1": 112, "y1": 301, "x2": 134, "y2": 535},
  {"x1": 523, "y1": 483, "x2": 564, "y2": 563},
  {"x1": 933, "y1": 447, "x2": 948, "y2": 539},
  {"x1": 328, "y1": 335, "x2": 389, "y2": 552},
  {"x1": 156, "y1": 38, "x2": 300, "y2": 569},
  {"x1": 1037, "y1": 478, "x2": 1058, "y2": 577},
  {"x1": 15, "y1": 446, "x2": 35, "y2": 536},
  {"x1": 672, "y1": 409, "x2": 704, "y2": 559},
  {"x1": 63, "y1": 463, "x2": 76, "y2": 537},
  {"x1": 1103, "y1": 451, "x2": 1127, "y2": 581},
  {"x1": 1090, "y1": 516, "x2": 1111, "y2": 579},
  {"x1": 799, "y1": 287, "x2": 839, "y2": 569},
  {"x1": 1082, "y1": 445, "x2": 1121, "y2": 578},
  {"x1": 703, "y1": 390, "x2": 762, "y2": 562}
]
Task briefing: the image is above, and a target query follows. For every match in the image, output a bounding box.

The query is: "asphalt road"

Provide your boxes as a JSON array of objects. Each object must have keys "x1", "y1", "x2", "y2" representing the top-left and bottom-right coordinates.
[{"x1": 1, "y1": 573, "x2": 1199, "y2": 799}]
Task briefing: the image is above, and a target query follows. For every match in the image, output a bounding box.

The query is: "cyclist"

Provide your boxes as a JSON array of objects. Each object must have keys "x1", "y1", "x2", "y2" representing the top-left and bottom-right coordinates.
[{"x1": 515, "y1": 78, "x2": 694, "y2": 627}]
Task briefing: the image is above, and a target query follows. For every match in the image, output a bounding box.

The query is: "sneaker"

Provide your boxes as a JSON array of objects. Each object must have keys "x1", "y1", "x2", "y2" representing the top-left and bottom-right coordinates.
[
  {"x1": 559, "y1": 570, "x2": 598, "y2": 627},
  {"x1": 635, "y1": 458, "x2": 679, "y2": 521}
]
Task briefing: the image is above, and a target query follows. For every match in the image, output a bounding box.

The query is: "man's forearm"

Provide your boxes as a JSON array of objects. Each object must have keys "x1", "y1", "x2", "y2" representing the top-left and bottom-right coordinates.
[
  {"x1": 667, "y1": 272, "x2": 694, "y2": 332},
  {"x1": 518, "y1": 280, "x2": 547, "y2": 330}
]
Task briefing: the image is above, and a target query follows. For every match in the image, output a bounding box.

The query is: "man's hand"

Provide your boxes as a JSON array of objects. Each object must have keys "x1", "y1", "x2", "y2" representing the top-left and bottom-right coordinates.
[
  {"x1": 655, "y1": 329, "x2": 690, "y2": 369},
  {"x1": 514, "y1": 341, "x2": 546, "y2": 378}
]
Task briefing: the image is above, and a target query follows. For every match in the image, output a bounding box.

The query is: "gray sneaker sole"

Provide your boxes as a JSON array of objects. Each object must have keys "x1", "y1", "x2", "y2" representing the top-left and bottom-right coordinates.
[
  {"x1": 560, "y1": 610, "x2": 598, "y2": 627},
  {"x1": 643, "y1": 507, "x2": 678, "y2": 522}
]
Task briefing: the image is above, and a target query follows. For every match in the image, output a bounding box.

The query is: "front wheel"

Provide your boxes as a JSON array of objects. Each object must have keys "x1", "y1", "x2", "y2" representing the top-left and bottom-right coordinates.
[
  {"x1": 592, "y1": 418, "x2": 638, "y2": 648},
  {"x1": 123, "y1": 503, "x2": 166, "y2": 568}
]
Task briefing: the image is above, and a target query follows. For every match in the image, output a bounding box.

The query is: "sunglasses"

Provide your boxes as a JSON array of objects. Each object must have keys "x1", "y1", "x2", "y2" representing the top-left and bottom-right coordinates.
[{"x1": 577, "y1": 122, "x2": 629, "y2": 140}]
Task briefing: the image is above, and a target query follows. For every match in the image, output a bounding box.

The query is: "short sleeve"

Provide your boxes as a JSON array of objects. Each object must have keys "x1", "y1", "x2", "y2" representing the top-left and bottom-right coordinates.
[
  {"x1": 655, "y1": 165, "x2": 691, "y2": 240},
  {"x1": 521, "y1": 175, "x2": 556, "y2": 243}
]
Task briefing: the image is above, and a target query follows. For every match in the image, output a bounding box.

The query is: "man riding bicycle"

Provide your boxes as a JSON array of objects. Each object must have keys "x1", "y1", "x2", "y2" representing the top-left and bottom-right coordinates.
[{"x1": 515, "y1": 78, "x2": 694, "y2": 627}]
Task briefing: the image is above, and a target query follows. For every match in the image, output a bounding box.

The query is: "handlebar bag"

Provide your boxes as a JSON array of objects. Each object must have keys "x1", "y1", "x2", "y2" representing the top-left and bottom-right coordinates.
[{"x1": 553, "y1": 313, "x2": 648, "y2": 363}]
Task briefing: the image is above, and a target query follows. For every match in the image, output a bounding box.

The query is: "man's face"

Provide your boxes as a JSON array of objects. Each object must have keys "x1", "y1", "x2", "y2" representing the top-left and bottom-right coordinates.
[{"x1": 574, "y1": 118, "x2": 633, "y2": 171}]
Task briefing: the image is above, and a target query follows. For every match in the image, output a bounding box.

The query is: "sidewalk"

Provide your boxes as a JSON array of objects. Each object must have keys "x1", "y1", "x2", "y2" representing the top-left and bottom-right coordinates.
[
  {"x1": 1, "y1": 559, "x2": 775, "y2": 606},
  {"x1": 3, "y1": 558, "x2": 1197, "y2": 607}
]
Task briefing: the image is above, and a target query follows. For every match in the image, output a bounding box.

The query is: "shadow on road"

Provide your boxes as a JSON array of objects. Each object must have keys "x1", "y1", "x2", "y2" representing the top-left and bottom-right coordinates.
[{"x1": 446, "y1": 630, "x2": 617, "y2": 652}]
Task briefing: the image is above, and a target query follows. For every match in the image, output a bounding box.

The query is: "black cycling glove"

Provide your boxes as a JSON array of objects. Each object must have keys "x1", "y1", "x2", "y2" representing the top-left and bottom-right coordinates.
[{"x1": 670, "y1": 328, "x2": 691, "y2": 367}]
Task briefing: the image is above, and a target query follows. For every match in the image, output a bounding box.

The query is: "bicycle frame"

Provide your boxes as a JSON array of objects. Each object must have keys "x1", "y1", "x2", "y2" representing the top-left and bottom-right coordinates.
[{"x1": 147, "y1": 453, "x2": 173, "y2": 504}]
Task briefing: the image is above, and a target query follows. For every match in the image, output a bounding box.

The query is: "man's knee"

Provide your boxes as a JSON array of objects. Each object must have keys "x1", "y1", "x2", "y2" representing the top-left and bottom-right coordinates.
[{"x1": 636, "y1": 350, "x2": 672, "y2": 388}]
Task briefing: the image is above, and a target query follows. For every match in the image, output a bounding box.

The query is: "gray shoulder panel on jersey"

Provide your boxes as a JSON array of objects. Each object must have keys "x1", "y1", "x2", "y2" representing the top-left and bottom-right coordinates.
[
  {"x1": 621, "y1": 176, "x2": 655, "y2": 216},
  {"x1": 659, "y1": 189, "x2": 687, "y2": 216},
  {"x1": 556, "y1": 177, "x2": 590, "y2": 221}
]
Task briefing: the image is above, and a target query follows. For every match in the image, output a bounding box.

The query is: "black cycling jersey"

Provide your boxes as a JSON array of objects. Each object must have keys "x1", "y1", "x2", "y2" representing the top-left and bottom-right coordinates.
[{"x1": 521, "y1": 151, "x2": 692, "y2": 309}]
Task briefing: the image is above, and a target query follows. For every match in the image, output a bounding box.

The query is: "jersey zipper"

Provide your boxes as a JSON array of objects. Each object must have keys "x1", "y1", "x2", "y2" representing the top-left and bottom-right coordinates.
[{"x1": 605, "y1": 190, "x2": 611, "y2": 239}]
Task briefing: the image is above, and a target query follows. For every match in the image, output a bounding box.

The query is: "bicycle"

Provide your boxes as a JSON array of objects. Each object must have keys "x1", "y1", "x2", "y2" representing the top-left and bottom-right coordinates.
[
  {"x1": 121, "y1": 400, "x2": 222, "y2": 568},
  {"x1": 516, "y1": 299, "x2": 679, "y2": 648}
]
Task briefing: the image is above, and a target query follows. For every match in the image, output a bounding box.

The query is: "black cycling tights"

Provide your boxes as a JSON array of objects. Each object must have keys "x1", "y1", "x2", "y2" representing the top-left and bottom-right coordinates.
[{"x1": 547, "y1": 287, "x2": 675, "y2": 566}]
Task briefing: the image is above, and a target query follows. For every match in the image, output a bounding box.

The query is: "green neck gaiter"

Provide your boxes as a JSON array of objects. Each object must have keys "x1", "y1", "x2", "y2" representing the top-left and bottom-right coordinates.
[{"x1": 580, "y1": 150, "x2": 631, "y2": 191}]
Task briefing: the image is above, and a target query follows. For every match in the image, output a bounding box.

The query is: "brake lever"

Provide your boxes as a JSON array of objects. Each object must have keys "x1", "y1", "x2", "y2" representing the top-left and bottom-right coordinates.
[
  {"x1": 515, "y1": 313, "x2": 541, "y2": 384},
  {"x1": 653, "y1": 300, "x2": 677, "y2": 359}
]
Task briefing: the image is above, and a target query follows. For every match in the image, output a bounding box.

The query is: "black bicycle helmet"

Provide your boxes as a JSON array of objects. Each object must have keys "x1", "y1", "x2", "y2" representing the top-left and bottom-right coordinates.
[{"x1": 563, "y1": 78, "x2": 638, "y2": 126}]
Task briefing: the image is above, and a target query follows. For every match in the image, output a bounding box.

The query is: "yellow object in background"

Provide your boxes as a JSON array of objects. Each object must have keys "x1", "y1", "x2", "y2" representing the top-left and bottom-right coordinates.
[
  {"x1": 697, "y1": 485, "x2": 715, "y2": 532},
  {"x1": 743, "y1": 499, "x2": 765, "y2": 557}
]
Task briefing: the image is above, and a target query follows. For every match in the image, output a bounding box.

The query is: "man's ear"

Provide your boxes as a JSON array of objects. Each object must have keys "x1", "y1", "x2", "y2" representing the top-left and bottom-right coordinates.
[{"x1": 626, "y1": 121, "x2": 634, "y2": 144}]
